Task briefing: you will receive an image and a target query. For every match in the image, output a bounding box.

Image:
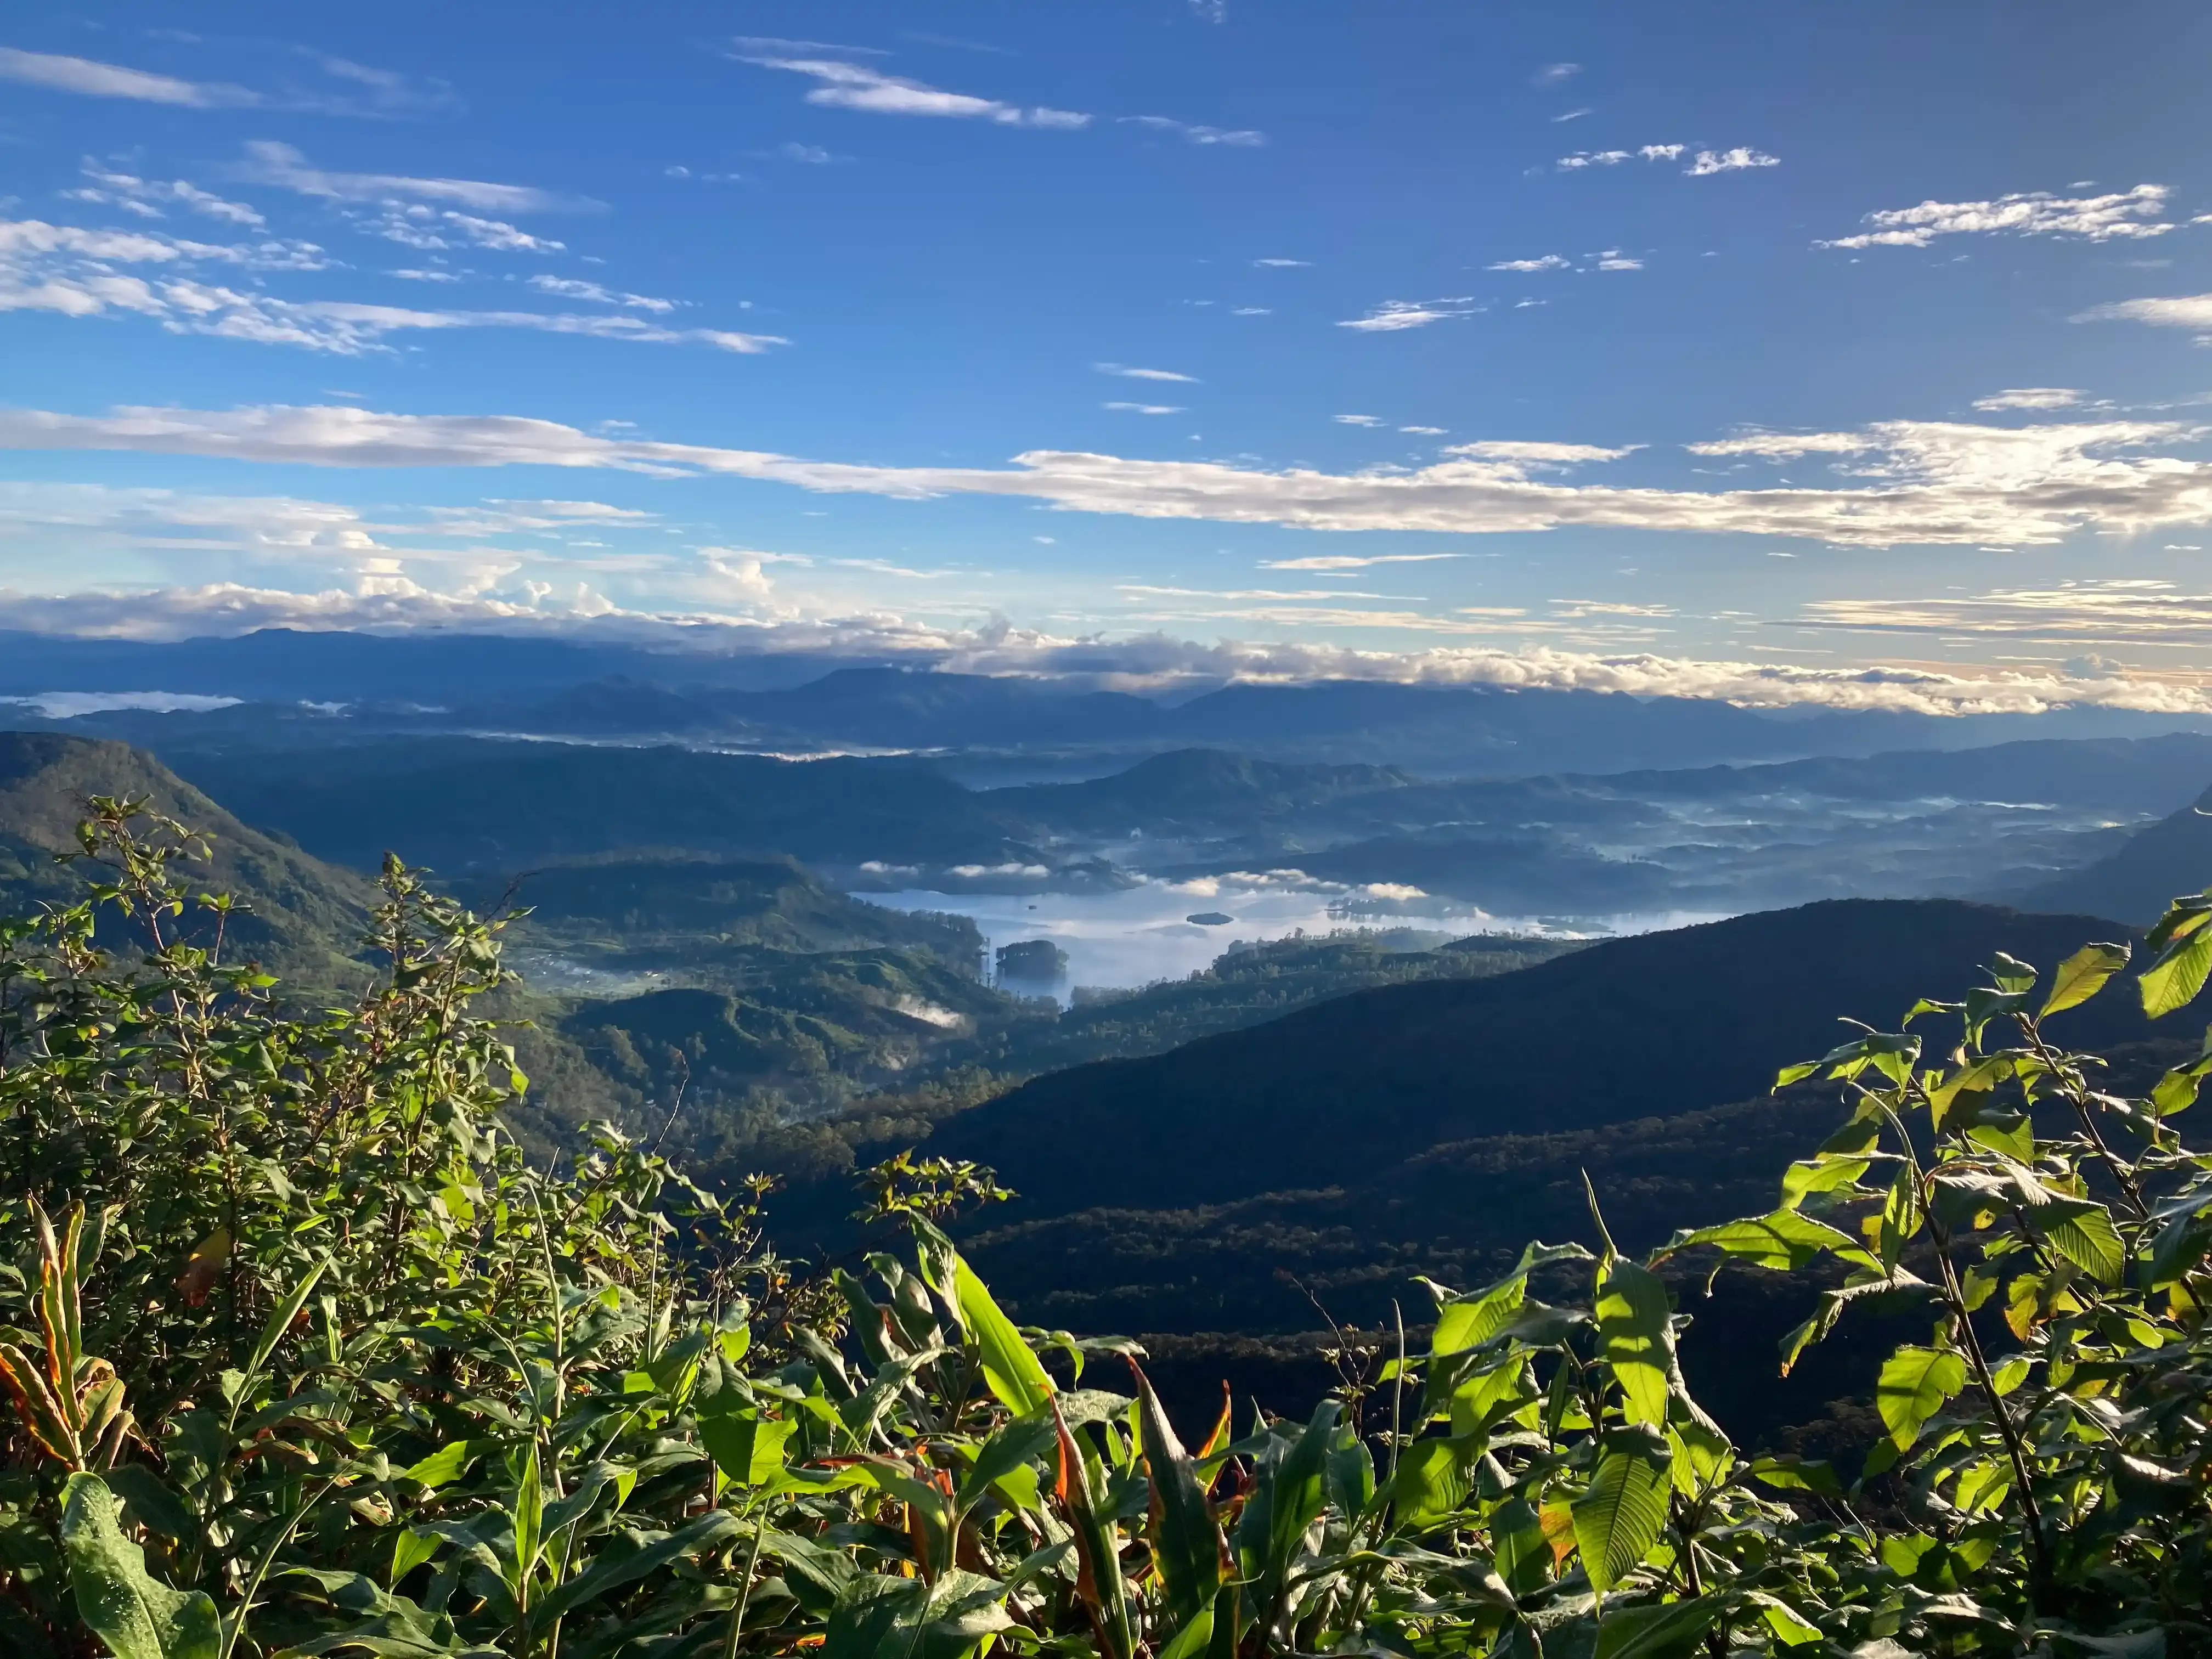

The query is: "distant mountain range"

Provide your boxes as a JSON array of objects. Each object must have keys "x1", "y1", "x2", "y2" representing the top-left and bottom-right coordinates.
[{"x1": 11, "y1": 629, "x2": 2212, "y2": 776}]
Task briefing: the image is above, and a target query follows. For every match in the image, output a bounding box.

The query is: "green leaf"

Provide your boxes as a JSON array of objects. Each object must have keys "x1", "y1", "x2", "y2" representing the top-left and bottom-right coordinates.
[
  {"x1": 246, "y1": 1256, "x2": 330, "y2": 1380},
  {"x1": 1391, "y1": 1434, "x2": 1475, "y2": 1531},
  {"x1": 397, "y1": 1440, "x2": 494, "y2": 1492},
  {"x1": 1746, "y1": 1455, "x2": 1842, "y2": 1498},
  {"x1": 1594, "y1": 1261, "x2": 1673, "y2": 1427},
  {"x1": 390, "y1": 1528, "x2": 441, "y2": 1587},
  {"x1": 532, "y1": 1510, "x2": 745, "y2": 1624},
  {"x1": 59, "y1": 1472, "x2": 221, "y2": 1659},
  {"x1": 100, "y1": 1466, "x2": 194, "y2": 1542},
  {"x1": 1593, "y1": 1596, "x2": 1723, "y2": 1659},
  {"x1": 699, "y1": 1410, "x2": 795, "y2": 1488},
  {"x1": 1131, "y1": 1364, "x2": 1225, "y2": 1628},
  {"x1": 1664, "y1": 1210, "x2": 1853, "y2": 1274},
  {"x1": 1432, "y1": 1278, "x2": 1525, "y2": 1356},
  {"x1": 2041, "y1": 942, "x2": 2129, "y2": 1017},
  {"x1": 2039, "y1": 1201, "x2": 2126, "y2": 1285},
  {"x1": 2141, "y1": 926, "x2": 2212, "y2": 1019},
  {"x1": 1572, "y1": 1434, "x2": 1672, "y2": 1596},
  {"x1": 953, "y1": 1257, "x2": 1053, "y2": 1417},
  {"x1": 1875, "y1": 1345, "x2": 1966, "y2": 1449}
]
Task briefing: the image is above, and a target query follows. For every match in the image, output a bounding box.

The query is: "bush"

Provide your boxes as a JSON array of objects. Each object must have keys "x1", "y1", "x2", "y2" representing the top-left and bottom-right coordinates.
[{"x1": 0, "y1": 799, "x2": 2204, "y2": 1657}]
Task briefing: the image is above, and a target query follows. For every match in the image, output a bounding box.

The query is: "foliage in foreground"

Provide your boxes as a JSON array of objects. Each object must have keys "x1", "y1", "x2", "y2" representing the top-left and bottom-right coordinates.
[{"x1": 0, "y1": 801, "x2": 2206, "y2": 1658}]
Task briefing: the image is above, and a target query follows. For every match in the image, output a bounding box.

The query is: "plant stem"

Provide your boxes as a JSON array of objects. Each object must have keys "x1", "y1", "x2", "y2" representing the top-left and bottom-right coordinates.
[
  {"x1": 721, "y1": 1511, "x2": 769, "y2": 1659},
  {"x1": 1929, "y1": 1222, "x2": 2050, "y2": 1611}
]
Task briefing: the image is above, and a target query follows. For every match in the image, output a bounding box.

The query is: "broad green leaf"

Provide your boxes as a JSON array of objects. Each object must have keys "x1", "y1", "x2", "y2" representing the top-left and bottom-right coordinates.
[
  {"x1": 1747, "y1": 1455, "x2": 1842, "y2": 1498},
  {"x1": 59, "y1": 1472, "x2": 221, "y2": 1659},
  {"x1": 2039, "y1": 1201, "x2": 2125, "y2": 1285},
  {"x1": 1391, "y1": 1434, "x2": 1475, "y2": 1530},
  {"x1": 2141, "y1": 927, "x2": 2212, "y2": 1019},
  {"x1": 2041, "y1": 942, "x2": 2129, "y2": 1017},
  {"x1": 398, "y1": 1440, "x2": 494, "y2": 1492},
  {"x1": 100, "y1": 1465, "x2": 194, "y2": 1542},
  {"x1": 533, "y1": 1510, "x2": 745, "y2": 1624},
  {"x1": 1593, "y1": 1595, "x2": 1722, "y2": 1659},
  {"x1": 953, "y1": 1258, "x2": 1053, "y2": 1417},
  {"x1": 1876, "y1": 1345, "x2": 1966, "y2": 1449},
  {"x1": 1053, "y1": 1398, "x2": 1136, "y2": 1659},
  {"x1": 1131, "y1": 1365, "x2": 1224, "y2": 1627},
  {"x1": 1594, "y1": 1261, "x2": 1672, "y2": 1426},
  {"x1": 1263, "y1": 1400, "x2": 1340, "y2": 1588},
  {"x1": 699, "y1": 1410, "x2": 795, "y2": 1487},
  {"x1": 1743, "y1": 1592, "x2": 1822, "y2": 1648},
  {"x1": 1158, "y1": 1606, "x2": 1214, "y2": 1659},
  {"x1": 1665, "y1": 1210, "x2": 1853, "y2": 1274},
  {"x1": 1780, "y1": 1154, "x2": 1873, "y2": 1211},
  {"x1": 1571, "y1": 1439, "x2": 1672, "y2": 1596},
  {"x1": 1432, "y1": 1278, "x2": 1526, "y2": 1356}
]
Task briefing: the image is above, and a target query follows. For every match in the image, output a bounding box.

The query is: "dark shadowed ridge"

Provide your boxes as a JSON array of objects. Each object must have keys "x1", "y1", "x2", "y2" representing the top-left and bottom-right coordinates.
[
  {"x1": 2021, "y1": 780, "x2": 2212, "y2": 924},
  {"x1": 926, "y1": 898, "x2": 2146, "y2": 1218}
]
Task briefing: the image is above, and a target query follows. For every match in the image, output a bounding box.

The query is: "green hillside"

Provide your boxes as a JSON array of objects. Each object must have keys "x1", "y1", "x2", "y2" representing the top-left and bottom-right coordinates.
[{"x1": 0, "y1": 730, "x2": 377, "y2": 987}]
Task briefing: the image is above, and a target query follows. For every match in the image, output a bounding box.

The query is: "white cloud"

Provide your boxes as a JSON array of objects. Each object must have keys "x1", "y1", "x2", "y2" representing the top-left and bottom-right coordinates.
[
  {"x1": 2077, "y1": 292, "x2": 2212, "y2": 336},
  {"x1": 15, "y1": 403, "x2": 2212, "y2": 552},
  {"x1": 1685, "y1": 147, "x2": 1779, "y2": 176},
  {"x1": 351, "y1": 203, "x2": 566, "y2": 253},
  {"x1": 1593, "y1": 250, "x2": 1643, "y2": 270},
  {"x1": 1400, "y1": 425, "x2": 1446, "y2": 435},
  {"x1": 390, "y1": 268, "x2": 459, "y2": 282},
  {"x1": 1798, "y1": 578, "x2": 2212, "y2": 652},
  {"x1": 0, "y1": 46, "x2": 258, "y2": 108},
  {"x1": 1122, "y1": 115, "x2": 1265, "y2": 146},
  {"x1": 0, "y1": 45, "x2": 456, "y2": 119},
  {"x1": 1488, "y1": 254, "x2": 1570, "y2": 272},
  {"x1": 234, "y1": 140, "x2": 597, "y2": 214},
  {"x1": 1973, "y1": 387, "x2": 2084, "y2": 411},
  {"x1": 1252, "y1": 257, "x2": 1310, "y2": 268},
  {"x1": 1553, "y1": 108, "x2": 1591, "y2": 123},
  {"x1": 1532, "y1": 63, "x2": 1581, "y2": 86},
  {"x1": 739, "y1": 56, "x2": 1088, "y2": 127},
  {"x1": 65, "y1": 162, "x2": 266, "y2": 227},
  {"x1": 1334, "y1": 414, "x2": 1384, "y2": 426},
  {"x1": 1097, "y1": 363, "x2": 1197, "y2": 382},
  {"x1": 1557, "y1": 142, "x2": 1773, "y2": 176},
  {"x1": 528, "y1": 274, "x2": 678, "y2": 312},
  {"x1": 1261, "y1": 552, "x2": 1466, "y2": 570},
  {"x1": 1338, "y1": 296, "x2": 1480, "y2": 332},
  {"x1": 1103, "y1": 402, "x2": 1183, "y2": 414},
  {"x1": 776, "y1": 142, "x2": 836, "y2": 164},
  {"x1": 1231, "y1": 307, "x2": 1271, "y2": 315},
  {"x1": 1821, "y1": 183, "x2": 2171, "y2": 249}
]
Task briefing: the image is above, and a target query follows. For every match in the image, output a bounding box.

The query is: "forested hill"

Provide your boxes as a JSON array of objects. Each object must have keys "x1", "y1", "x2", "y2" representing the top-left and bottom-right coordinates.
[
  {"x1": 924, "y1": 898, "x2": 2151, "y2": 1220},
  {"x1": 0, "y1": 732, "x2": 376, "y2": 985}
]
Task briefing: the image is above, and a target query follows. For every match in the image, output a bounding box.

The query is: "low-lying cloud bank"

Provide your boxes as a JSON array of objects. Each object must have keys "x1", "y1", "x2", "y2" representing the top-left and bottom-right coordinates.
[
  {"x1": 2, "y1": 578, "x2": 2207, "y2": 719},
  {"x1": 2, "y1": 403, "x2": 2209, "y2": 549}
]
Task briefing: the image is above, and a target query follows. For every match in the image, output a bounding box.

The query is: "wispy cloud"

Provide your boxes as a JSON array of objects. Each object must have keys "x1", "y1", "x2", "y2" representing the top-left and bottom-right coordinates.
[
  {"x1": 2075, "y1": 291, "x2": 2212, "y2": 339},
  {"x1": 351, "y1": 203, "x2": 565, "y2": 253},
  {"x1": 20, "y1": 404, "x2": 2211, "y2": 554},
  {"x1": 1252, "y1": 257, "x2": 1310, "y2": 268},
  {"x1": 1261, "y1": 552, "x2": 1467, "y2": 570},
  {"x1": 0, "y1": 228, "x2": 774, "y2": 354},
  {"x1": 234, "y1": 140, "x2": 599, "y2": 213},
  {"x1": 1338, "y1": 297, "x2": 1481, "y2": 332},
  {"x1": 1103, "y1": 401, "x2": 1183, "y2": 414},
  {"x1": 1334, "y1": 414, "x2": 1385, "y2": 426},
  {"x1": 1097, "y1": 363, "x2": 1198, "y2": 382},
  {"x1": 1488, "y1": 253, "x2": 1570, "y2": 272},
  {"x1": 64, "y1": 161, "x2": 266, "y2": 227},
  {"x1": 0, "y1": 44, "x2": 458, "y2": 119},
  {"x1": 528, "y1": 275, "x2": 679, "y2": 312},
  {"x1": 1532, "y1": 62, "x2": 1581, "y2": 86},
  {"x1": 1552, "y1": 108, "x2": 1592, "y2": 122},
  {"x1": 738, "y1": 55, "x2": 1088, "y2": 127},
  {"x1": 1973, "y1": 387, "x2": 2084, "y2": 411},
  {"x1": 1122, "y1": 115, "x2": 1265, "y2": 146},
  {"x1": 0, "y1": 46, "x2": 259, "y2": 108},
  {"x1": 1821, "y1": 183, "x2": 2171, "y2": 249}
]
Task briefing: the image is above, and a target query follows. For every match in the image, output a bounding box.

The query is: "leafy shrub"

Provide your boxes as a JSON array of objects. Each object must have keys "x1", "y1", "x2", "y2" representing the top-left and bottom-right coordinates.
[{"x1": 0, "y1": 800, "x2": 2204, "y2": 1657}]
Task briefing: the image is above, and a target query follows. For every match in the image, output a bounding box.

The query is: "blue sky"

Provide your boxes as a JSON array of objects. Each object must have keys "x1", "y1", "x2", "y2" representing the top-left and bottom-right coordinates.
[{"x1": 3, "y1": 2, "x2": 2211, "y2": 712}]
